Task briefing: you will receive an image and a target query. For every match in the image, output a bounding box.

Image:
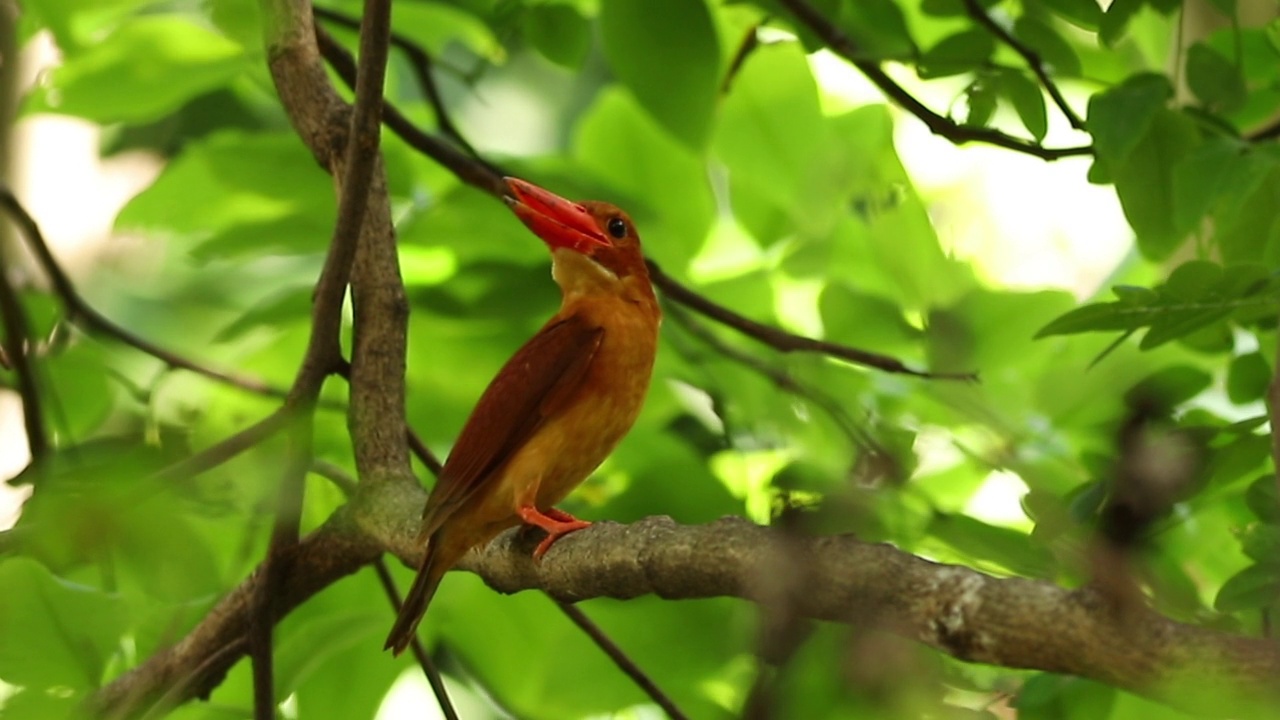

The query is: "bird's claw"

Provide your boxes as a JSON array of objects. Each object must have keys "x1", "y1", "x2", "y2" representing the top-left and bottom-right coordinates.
[{"x1": 518, "y1": 506, "x2": 592, "y2": 560}]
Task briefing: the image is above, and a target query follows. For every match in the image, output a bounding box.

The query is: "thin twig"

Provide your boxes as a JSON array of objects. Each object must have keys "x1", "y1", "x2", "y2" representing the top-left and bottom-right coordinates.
[
  {"x1": 406, "y1": 427, "x2": 444, "y2": 475},
  {"x1": 665, "y1": 302, "x2": 893, "y2": 472},
  {"x1": 375, "y1": 561, "x2": 461, "y2": 720},
  {"x1": 313, "y1": 24, "x2": 507, "y2": 198},
  {"x1": 555, "y1": 602, "x2": 690, "y2": 720},
  {"x1": 961, "y1": 0, "x2": 1085, "y2": 130},
  {"x1": 251, "y1": 0, "x2": 397, "y2": 715},
  {"x1": 0, "y1": 187, "x2": 304, "y2": 402},
  {"x1": 0, "y1": 241, "x2": 48, "y2": 462},
  {"x1": 312, "y1": 5, "x2": 479, "y2": 158},
  {"x1": 150, "y1": 409, "x2": 291, "y2": 484},
  {"x1": 721, "y1": 22, "x2": 763, "y2": 95},
  {"x1": 649, "y1": 260, "x2": 976, "y2": 381},
  {"x1": 308, "y1": 460, "x2": 459, "y2": 720},
  {"x1": 776, "y1": 0, "x2": 1092, "y2": 160}
]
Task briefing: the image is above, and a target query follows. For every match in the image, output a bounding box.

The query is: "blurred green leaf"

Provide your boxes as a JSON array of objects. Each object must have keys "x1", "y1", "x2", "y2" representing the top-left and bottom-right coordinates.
[
  {"x1": 927, "y1": 514, "x2": 1053, "y2": 577},
  {"x1": 1235, "y1": 523, "x2": 1280, "y2": 563},
  {"x1": 1000, "y1": 69, "x2": 1049, "y2": 142},
  {"x1": 0, "y1": 557, "x2": 129, "y2": 689},
  {"x1": 1125, "y1": 365, "x2": 1212, "y2": 408},
  {"x1": 525, "y1": 2, "x2": 591, "y2": 68},
  {"x1": 1016, "y1": 674, "x2": 1116, "y2": 720},
  {"x1": 1113, "y1": 110, "x2": 1201, "y2": 260},
  {"x1": 1186, "y1": 43, "x2": 1247, "y2": 113},
  {"x1": 1088, "y1": 74, "x2": 1173, "y2": 168},
  {"x1": 1040, "y1": 0, "x2": 1103, "y2": 30},
  {"x1": 1227, "y1": 352, "x2": 1271, "y2": 404},
  {"x1": 600, "y1": 0, "x2": 720, "y2": 149},
  {"x1": 918, "y1": 29, "x2": 994, "y2": 79},
  {"x1": 1014, "y1": 15, "x2": 1082, "y2": 77},
  {"x1": 1246, "y1": 475, "x2": 1280, "y2": 522},
  {"x1": 1099, "y1": 0, "x2": 1143, "y2": 46},
  {"x1": 1215, "y1": 562, "x2": 1280, "y2": 612},
  {"x1": 25, "y1": 15, "x2": 247, "y2": 124}
]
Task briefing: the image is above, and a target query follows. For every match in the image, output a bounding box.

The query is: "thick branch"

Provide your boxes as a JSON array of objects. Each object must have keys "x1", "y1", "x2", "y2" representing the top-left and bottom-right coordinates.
[
  {"x1": 94, "y1": 510, "x2": 1280, "y2": 718},
  {"x1": 90, "y1": 510, "x2": 381, "y2": 719}
]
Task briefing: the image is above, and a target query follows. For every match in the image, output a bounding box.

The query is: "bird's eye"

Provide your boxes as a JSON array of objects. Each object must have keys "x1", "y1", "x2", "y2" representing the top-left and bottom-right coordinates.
[{"x1": 606, "y1": 217, "x2": 627, "y2": 239}]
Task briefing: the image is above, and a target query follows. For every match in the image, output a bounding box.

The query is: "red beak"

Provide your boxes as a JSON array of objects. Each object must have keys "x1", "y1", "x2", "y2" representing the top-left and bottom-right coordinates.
[{"x1": 505, "y1": 177, "x2": 609, "y2": 254}]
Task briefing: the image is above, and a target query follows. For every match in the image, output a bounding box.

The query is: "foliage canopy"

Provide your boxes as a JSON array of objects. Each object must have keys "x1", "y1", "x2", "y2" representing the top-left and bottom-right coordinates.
[{"x1": 5, "y1": 0, "x2": 1280, "y2": 718}]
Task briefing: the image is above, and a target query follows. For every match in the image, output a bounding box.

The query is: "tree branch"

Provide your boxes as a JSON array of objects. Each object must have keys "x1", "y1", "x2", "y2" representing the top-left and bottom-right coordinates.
[
  {"x1": 311, "y1": 5, "x2": 478, "y2": 158},
  {"x1": 776, "y1": 0, "x2": 1092, "y2": 160},
  {"x1": 0, "y1": 188, "x2": 300, "y2": 401},
  {"x1": 650, "y1": 261, "x2": 976, "y2": 381},
  {"x1": 91, "y1": 512, "x2": 1280, "y2": 718},
  {"x1": 961, "y1": 0, "x2": 1085, "y2": 130},
  {"x1": 0, "y1": 233, "x2": 48, "y2": 462},
  {"x1": 312, "y1": 23, "x2": 507, "y2": 198}
]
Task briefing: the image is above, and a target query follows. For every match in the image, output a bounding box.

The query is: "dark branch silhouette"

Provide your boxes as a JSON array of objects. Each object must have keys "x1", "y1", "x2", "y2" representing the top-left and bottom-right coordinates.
[
  {"x1": 777, "y1": 0, "x2": 1092, "y2": 160},
  {"x1": 961, "y1": 0, "x2": 1086, "y2": 130},
  {"x1": 0, "y1": 229, "x2": 47, "y2": 462}
]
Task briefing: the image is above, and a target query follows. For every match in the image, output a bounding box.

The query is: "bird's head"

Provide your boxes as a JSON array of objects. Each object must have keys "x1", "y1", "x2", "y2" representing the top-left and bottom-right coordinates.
[{"x1": 504, "y1": 177, "x2": 651, "y2": 295}]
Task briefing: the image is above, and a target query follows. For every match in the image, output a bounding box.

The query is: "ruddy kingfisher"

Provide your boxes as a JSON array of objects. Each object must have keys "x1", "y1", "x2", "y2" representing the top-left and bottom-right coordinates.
[{"x1": 385, "y1": 177, "x2": 660, "y2": 654}]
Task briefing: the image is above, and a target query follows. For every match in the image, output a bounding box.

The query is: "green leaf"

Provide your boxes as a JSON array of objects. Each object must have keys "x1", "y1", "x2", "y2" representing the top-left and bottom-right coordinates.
[
  {"x1": 1013, "y1": 16, "x2": 1081, "y2": 77},
  {"x1": 1041, "y1": 0, "x2": 1103, "y2": 30},
  {"x1": 1172, "y1": 139, "x2": 1275, "y2": 239},
  {"x1": 574, "y1": 89, "x2": 715, "y2": 269},
  {"x1": 1087, "y1": 73, "x2": 1173, "y2": 168},
  {"x1": 918, "y1": 29, "x2": 994, "y2": 79},
  {"x1": 1227, "y1": 352, "x2": 1271, "y2": 404},
  {"x1": 600, "y1": 0, "x2": 720, "y2": 149},
  {"x1": 1214, "y1": 165, "x2": 1280, "y2": 264},
  {"x1": 714, "y1": 44, "x2": 827, "y2": 227},
  {"x1": 819, "y1": 284, "x2": 921, "y2": 351},
  {"x1": 1099, "y1": 0, "x2": 1142, "y2": 46},
  {"x1": 837, "y1": 0, "x2": 917, "y2": 60},
  {"x1": 1113, "y1": 110, "x2": 1201, "y2": 260},
  {"x1": 1215, "y1": 562, "x2": 1280, "y2": 612},
  {"x1": 44, "y1": 344, "x2": 113, "y2": 441},
  {"x1": 1124, "y1": 365, "x2": 1212, "y2": 408},
  {"x1": 1246, "y1": 474, "x2": 1280, "y2": 522},
  {"x1": 118, "y1": 131, "x2": 335, "y2": 242},
  {"x1": 1186, "y1": 43, "x2": 1247, "y2": 113},
  {"x1": 0, "y1": 557, "x2": 130, "y2": 689},
  {"x1": 1035, "y1": 302, "x2": 1146, "y2": 338},
  {"x1": 965, "y1": 78, "x2": 998, "y2": 127},
  {"x1": 525, "y1": 3, "x2": 591, "y2": 68},
  {"x1": 215, "y1": 285, "x2": 314, "y2": 342},
  {"x1": 927, "y1": 514, "x2": 1053, "y2": 577},
  {"x1": 1164, "y1": 260, "x2": 1223, "y2": 298},
  {"x1": 1000, "y1": 69, "x2": 1049, "y2": 141},
  {"x1": 25, "y1": 15, "x2": 247, "y2": 124},
  {"x1": 1016, "y1": 675, "x2": 1116, "y2": 720},
  {"x1": 1235, "y1": 523, "x2": 1280, "y2": 563},
  {"x1": 921, "y1": 0, "x2": 999, "y2": 16}
]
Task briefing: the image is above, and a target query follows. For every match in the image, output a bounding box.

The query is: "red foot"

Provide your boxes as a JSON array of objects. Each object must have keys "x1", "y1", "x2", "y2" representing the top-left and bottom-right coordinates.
[{"x1": 518, "y1": 506, "x2": 591, "y2": 560}]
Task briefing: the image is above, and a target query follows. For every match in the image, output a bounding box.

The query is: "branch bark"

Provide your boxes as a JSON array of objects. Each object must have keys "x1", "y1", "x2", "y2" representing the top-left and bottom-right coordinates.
[{"x1": 92, "y1": 511, "x2": 1280, "y2": 718}]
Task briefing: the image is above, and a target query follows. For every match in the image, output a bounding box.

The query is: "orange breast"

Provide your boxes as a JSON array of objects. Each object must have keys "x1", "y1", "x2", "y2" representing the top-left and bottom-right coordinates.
[{"x1": 487, "y1": 293, "x2": 658, "y2": 515}]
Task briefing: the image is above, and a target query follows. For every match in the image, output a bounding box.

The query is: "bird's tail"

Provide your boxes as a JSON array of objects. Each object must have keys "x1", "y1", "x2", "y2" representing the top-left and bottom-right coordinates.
[{"x1": 384, "y1": 538, "x2": 448, "y2": 655}]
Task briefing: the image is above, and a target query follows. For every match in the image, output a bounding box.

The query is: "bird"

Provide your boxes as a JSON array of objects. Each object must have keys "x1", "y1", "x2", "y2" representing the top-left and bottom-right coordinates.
[{"x1": 384, "y1": 177, "x2": 660, "y2": 655}]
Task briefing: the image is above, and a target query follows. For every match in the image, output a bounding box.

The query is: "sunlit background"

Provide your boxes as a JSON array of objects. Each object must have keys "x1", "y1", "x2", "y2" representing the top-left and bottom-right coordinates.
[{"x1": 2, "y1": 14, "x2": 1152, "y2": 718}]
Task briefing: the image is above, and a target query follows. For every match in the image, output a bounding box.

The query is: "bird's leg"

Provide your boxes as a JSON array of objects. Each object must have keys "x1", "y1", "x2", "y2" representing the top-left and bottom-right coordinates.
[{"x1": 517, "y1": 506, "x2": 591, "y2": 560}]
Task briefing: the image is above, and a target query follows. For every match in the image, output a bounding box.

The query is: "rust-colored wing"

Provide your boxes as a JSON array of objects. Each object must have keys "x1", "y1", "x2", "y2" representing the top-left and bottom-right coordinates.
[{"x1": 419, "y1": 313, "x2": 604, "y2": 536}]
